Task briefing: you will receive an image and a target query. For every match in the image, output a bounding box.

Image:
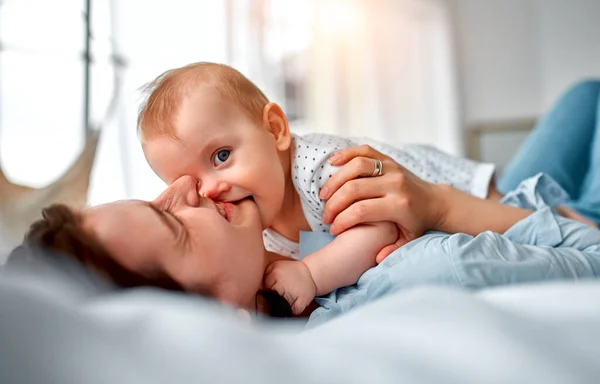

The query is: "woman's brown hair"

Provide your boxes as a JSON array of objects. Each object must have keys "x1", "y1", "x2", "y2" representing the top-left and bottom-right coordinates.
[{"x1": 8, "y1": 204, "x2": 292, "y2": 317}]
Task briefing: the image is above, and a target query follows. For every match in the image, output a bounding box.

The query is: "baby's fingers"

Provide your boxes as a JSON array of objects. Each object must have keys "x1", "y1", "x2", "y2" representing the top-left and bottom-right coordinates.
[
  {"x1": 268, "y1": 281, "x2": 295, "y2": 307},
  {"x1": 264, "y1": 267, "x2": 286, "y2": 293},
  {"x1": 291, "y1": 298, "x2": 308, "y2": 316},
  {"x1": 263, "y1": 266, "x2": 277, "y2": 289}
]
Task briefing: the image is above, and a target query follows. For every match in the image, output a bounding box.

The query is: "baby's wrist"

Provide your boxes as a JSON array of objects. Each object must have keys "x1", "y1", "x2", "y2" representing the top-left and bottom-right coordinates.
[{"x1": 300, "y1": 260, "x2": 319, "y2": 296}]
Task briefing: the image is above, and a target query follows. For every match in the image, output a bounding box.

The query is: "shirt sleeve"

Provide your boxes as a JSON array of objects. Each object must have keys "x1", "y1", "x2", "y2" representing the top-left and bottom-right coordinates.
[
  {"x1": 443, "y1": 207, "x2": 600, "y2": 288},
  {"x1": 442, "y1": 173, "x2": 600, "y2": 287}
]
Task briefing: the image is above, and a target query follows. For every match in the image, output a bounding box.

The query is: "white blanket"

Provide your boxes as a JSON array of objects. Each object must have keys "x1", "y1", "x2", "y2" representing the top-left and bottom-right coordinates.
[{"x1": 1, "y1": 275, "x2": 600, "y2": 384}]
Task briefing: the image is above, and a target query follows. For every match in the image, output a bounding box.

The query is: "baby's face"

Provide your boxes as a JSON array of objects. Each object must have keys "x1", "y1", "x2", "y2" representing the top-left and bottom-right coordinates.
[{"x1": 142, "y1": 88, "x2": 289, "y2": 229}]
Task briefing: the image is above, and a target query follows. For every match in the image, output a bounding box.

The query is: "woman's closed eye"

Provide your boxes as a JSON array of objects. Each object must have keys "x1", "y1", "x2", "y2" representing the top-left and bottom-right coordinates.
[
  {"x1": 148, "y1": 203, "x2": 189, "y2": 243},
  {"x1": 213, "y1": 149, "x2": 231, "y2": 166},
  {"x1": 166, "y1": 210, "x2": 190, "y2": 246}
]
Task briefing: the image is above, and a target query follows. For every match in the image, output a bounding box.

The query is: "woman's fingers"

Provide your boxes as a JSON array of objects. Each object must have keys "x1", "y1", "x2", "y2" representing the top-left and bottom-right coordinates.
[
  {"x1": 375, "y1": 243, "x2": 401, "y2": 264},
  {"x1": 322, "y1": 178, "x2": 384, "y2": 224},
  {"x1": 320, "y1": 156, "x2": 382, "y2": 200},
  {"x1": 329, "y1": 198, "x2": 393, "y2": 235},
  {"x1": 328, "y1": 145, "x2": 383, "y2": 166}
]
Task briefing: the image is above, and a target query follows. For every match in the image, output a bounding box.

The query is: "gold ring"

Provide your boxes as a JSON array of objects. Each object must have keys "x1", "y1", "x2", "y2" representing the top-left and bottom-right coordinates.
[{"x1": 371, "y1": 159, "x2": 383, "y2": 177}]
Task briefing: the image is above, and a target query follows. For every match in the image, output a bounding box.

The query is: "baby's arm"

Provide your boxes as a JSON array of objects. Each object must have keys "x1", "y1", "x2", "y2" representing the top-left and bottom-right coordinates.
[
  {"x1": 264, "y1": 222, "x2": 397, "y2": 314},
  {"x1": 304, "y1": 222, "x2": 397, "y2": 295}
]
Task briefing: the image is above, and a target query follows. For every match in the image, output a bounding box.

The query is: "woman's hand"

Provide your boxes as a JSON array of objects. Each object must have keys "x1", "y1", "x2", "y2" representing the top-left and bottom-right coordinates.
[
  {"x1": 319, "y1": 145, "x2": 447, "y2": 259},
  {"x1": 321, "y1": 145, "x2": 535, "y2": 257}
]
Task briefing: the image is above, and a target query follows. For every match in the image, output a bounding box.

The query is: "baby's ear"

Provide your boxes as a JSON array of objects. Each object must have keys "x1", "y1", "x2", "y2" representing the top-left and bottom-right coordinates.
[{"x1": 262, "y1": 102, "x2": 291, "y2": 151}]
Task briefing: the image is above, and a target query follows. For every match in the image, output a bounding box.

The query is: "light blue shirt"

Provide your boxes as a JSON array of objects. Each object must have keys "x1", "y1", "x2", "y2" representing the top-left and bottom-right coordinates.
[{"x1": 302, "y1": 173, "x2": 600, "y2": 327}]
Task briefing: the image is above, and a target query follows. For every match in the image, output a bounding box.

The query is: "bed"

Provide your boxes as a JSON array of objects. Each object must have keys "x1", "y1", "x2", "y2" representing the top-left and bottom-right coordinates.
[
  {"x1": 2, "y1": 174, "x2": 600, "y2": 383},
  {"x1": 1, "y1": 267, "x2": 600, "y2": 384}
]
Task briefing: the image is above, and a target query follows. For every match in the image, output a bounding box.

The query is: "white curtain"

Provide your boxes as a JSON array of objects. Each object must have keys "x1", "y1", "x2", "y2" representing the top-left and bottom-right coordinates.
[{"x1": 306, "y1": 0, "x2": 462, "y2": 156}]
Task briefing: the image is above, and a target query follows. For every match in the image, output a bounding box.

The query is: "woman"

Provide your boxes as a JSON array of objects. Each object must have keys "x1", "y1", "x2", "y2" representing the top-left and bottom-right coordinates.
[
  {"x1": 8, "y1": 80, "x2": 600, "y2": 318},
  {"x1": 10, "y1": 174, "x2": 600, "y2": 321}
]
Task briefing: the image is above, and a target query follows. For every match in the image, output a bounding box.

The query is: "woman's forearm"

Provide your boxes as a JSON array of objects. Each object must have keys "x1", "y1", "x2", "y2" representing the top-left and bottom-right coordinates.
[{"x1": 435, "y1": 185, "x2": 533, "y2": 236}]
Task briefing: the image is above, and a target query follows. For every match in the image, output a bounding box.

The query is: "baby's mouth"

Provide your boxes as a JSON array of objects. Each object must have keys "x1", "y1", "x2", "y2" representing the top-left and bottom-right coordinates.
[
  {"x1": 216, "y1": 197, "x2": 254, "y2": 221},
  {"x1": 233, "y1": 196, "x2": 255, "y2": 205},
  {"x1": 215, "y1": 203, "x2": 227, "y2": 219}
]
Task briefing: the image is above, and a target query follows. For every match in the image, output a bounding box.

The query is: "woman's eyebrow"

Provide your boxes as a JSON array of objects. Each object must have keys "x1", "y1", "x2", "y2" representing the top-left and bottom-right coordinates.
[{"x1": 147, "y1": 203, "x2": 179, "y2": 237}]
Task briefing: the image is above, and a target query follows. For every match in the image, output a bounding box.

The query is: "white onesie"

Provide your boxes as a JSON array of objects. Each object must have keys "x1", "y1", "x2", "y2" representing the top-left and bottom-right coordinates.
[{"x1": 262, "y1": 133, "x2": 496, "y2": 258}]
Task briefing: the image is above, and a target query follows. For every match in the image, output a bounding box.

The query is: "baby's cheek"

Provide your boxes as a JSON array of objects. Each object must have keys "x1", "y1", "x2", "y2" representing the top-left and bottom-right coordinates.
[
  {"x1": 258, "y1": 203, "x2": 274, "y2": 229},
  {"x1": 261, "y1": 190, "x2": 285, "y2": 226}
]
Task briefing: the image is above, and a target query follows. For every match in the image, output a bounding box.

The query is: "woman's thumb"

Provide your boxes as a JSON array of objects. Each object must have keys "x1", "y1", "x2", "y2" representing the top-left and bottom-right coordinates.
[{"x1": 375, "y1": 242, "x2": 402, "y2": 264}]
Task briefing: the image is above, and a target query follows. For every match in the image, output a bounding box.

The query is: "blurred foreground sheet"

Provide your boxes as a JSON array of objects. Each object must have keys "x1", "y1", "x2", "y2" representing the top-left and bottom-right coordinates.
[{"x1": 1, "y1": 271, "x2": 600, "y2": 384}]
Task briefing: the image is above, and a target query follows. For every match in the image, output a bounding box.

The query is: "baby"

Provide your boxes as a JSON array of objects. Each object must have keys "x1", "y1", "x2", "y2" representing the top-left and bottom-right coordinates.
[{"x1": 138, "y1": 62, "x2": 495, "y2": 314}]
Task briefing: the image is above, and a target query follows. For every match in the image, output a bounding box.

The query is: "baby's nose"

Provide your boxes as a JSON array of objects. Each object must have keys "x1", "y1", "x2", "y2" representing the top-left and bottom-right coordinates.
[{"x1": 199, "y1": 179, "x2": 230, "y2": 200}]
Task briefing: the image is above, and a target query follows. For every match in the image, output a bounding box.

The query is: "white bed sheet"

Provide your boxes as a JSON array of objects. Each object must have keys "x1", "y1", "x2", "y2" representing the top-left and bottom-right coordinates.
[{"x1": 1, "y1": 274, "x2": 600, "y2": 384}]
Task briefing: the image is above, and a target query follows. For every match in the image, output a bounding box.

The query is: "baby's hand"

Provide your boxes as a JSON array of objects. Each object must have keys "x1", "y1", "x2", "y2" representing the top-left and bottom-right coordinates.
[{"x1": 263, "y1": 260, "x2": 317, "y2": 315}]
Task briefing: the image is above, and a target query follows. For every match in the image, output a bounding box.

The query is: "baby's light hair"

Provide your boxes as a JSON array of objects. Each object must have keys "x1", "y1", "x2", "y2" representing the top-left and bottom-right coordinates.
[{"x1": 137, "y1": 62, "x2": 269, "y2": 139}]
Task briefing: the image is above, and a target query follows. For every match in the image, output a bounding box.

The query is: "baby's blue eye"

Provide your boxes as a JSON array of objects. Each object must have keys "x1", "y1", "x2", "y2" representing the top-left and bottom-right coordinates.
[{"x1": 214, "y1": 149, "x2": 231, "y2": 165}]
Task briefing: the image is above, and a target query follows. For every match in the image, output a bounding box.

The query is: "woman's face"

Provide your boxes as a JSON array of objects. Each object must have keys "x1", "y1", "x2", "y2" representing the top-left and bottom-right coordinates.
[{"x1": 82, "y1": 175, "x2": 266, "y2": 308}]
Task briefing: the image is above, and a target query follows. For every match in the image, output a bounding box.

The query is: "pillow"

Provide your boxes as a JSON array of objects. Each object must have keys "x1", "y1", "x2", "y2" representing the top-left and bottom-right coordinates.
[{"x1": 2, "y1": 244, "x2": 116, "y2": 300}]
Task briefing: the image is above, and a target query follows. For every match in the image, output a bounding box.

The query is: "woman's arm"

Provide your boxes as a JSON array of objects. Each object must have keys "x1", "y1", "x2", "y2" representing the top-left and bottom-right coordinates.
[{"x1": 435, "y1": 184, "x2": 532, "y2": 236}]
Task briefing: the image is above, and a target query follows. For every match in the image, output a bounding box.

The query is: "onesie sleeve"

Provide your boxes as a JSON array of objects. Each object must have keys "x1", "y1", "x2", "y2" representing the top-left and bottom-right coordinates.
[{"x1": 292, "y1": 134, "x2": 356, "y2": 232}]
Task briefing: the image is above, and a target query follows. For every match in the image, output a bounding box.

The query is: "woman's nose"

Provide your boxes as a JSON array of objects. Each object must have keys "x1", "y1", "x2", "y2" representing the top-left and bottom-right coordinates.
[
  {"x1": 154, "y1": 175, "x2": 199, "y2": 209},
  {"x1": 174, "y1": 175, "x2": 200, "y2": 207}
]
